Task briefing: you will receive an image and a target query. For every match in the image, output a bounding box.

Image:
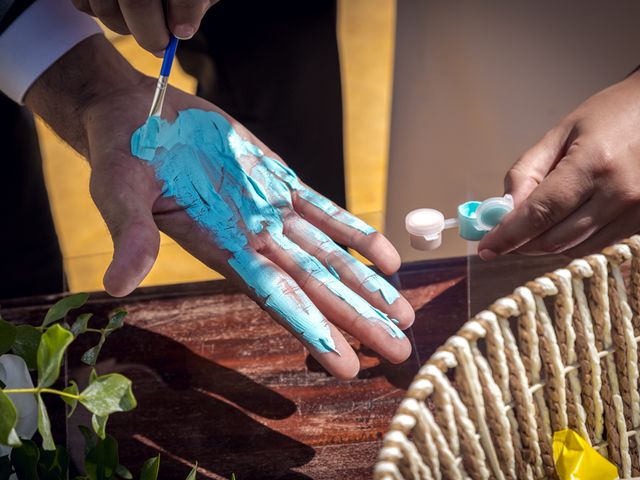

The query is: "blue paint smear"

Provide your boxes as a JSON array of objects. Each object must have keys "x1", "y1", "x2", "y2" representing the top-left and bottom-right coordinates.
[
  {"x1": 131, "y1": 109, "x2": 404, "y2": 353},
  {"x1": 327, "y1": 263, "x2": 341, "y2": 280}
]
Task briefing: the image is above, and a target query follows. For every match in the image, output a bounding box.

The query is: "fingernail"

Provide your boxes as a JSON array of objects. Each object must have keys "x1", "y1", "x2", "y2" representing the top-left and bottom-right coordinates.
[
  {"x1": 479, "y1": 249, "x2": 498, "y2": 261},
  {"x1": 173, "y1": 24, "x2": 196, "y2": 39},
  {"x1": 153, "y1": 49, "x2": 165, "y2": 58}
]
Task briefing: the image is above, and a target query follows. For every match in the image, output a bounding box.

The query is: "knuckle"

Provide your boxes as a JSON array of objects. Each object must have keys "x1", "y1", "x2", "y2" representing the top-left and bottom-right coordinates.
[
  {"x1": 504, "y1": 167, "x2": 521, "y2": 190},
  {"x1": 71, "y1": 0, "x2": 92, "y2": 14},
  {"x1": 526, "y1": 200, "x2": 556, "y2": 231},
  {"x1": 615, "y1": 188, "x2": 640, "y2": 208},
  {"x1": 139, "y1": 37, "x2": 167, "y2": 53},
  {"x1": 170, "y1": 0, "x2": 210, "y2": 18},
  {"x1": 120, "y1": 0, "x2": 156, "y2": 12},
  {"x1": 494, "y1": 229, "x2": 520, "y2": 252},
  {"x1": 90, "y1": 0, "x2": 117, "y2": 17},
  {"x1": 279, "y1": 210, "x2": 299, "y2": 236},
  {"x1": 537, "y1": 236, "x2": 564, "y2": 254},
  {"x1": 589, "y1": 144, "x2": 617, "y2": 176},
  {"x1": 171, "y1": 0, "x2": 198, "y2": 9}
]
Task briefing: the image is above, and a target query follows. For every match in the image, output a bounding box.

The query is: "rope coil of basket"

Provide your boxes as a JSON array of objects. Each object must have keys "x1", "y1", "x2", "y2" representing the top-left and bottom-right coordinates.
[{"x1": 375, "y1": 236, "x2": 640, "y2": 480}]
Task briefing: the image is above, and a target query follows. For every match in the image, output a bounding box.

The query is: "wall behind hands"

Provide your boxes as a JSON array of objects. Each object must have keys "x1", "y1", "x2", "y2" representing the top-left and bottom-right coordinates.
[
  {"x1": 386, "y1": 0, "x2": 640, "y2": 262},
  {"x1": 38, "y1": 0, "x2": 396, "y2": 292}
]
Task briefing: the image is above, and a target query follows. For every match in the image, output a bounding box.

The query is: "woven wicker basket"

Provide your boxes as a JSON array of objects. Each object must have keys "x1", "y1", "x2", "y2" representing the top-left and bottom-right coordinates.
[{"x1": 375, "y1": 237, "x2": 640, "y2": 480}]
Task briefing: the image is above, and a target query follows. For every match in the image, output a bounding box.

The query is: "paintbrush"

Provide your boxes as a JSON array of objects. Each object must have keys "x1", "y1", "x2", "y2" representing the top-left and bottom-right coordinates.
[{"x1": 148, "y1": 34, "x2": 179, "y2": 118}]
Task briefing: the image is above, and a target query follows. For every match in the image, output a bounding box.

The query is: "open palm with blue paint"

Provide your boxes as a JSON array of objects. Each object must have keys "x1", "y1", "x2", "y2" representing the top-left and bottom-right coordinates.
[{"x1": 26, "y1": 35, "x2": 414, "y2": 378}]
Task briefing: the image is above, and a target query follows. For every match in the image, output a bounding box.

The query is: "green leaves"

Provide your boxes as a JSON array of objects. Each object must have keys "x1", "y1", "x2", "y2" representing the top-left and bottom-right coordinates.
[
  {"x1": 185, "y1": 463, "x2": 198, "y2": 480},
  {"x1": 37, "y1": 394, "x2": 55, "y2": 450},
  {"x1": 71, "y1": 313, "x2": 92, "y2": 337},
  {"x1": 140, "y1": 455, "x2": 160, "y2": 480},
  {"x1": 80, "y1": 373, "x2": 136, "y2": 417},
  {"x1": 114, "y1": 464, "x2": 133, "y2": 479},
  {"x1": 10, "y1": 439, "x2": 39, "y2": 479},
  {"x1": 0, "y1": 455, "x2": 11, "y2": 479},
  {"x1": 9, "y1": 441, "x2": 70, "y2": 480},
  {"x1": 81, "y1": 341, "x2": 105, "y2": 367},
  {"x1": 12, "y1": 325, "x2": 42, "y2": 370},
  {"x1": 105, "y1": 311, "x2": 126, "y2": 332},
  {"x1": 0, "y1": 317, "x2": 16, "y2": 355},
  {"x1": 81, "y1": 310, "x2": 126, "y2": 366},
  {"x1": 38, "y1": 445, "x2": 70, "y2": 480},
  {"x1": 62, "y1": 381, "x2": 79, "y2": 417},
  {"x1": 85, "y1": 434, "x2": 119, "y2": 480},
  {"x1": 37, "y1": 325, "x2": 74, "y2": 388},
  {"x1": 42, "y1": 293, "x2": 89, "y2": 328},
  {"x1": 91, "y1": 415, "x2": 108, "y2": 440},
  {"x1": 0, "y1": 389, "x2": 20, "y2": 447},
  {"x1": 0, "y1": 296, "x2": 181, "y2": 479}
]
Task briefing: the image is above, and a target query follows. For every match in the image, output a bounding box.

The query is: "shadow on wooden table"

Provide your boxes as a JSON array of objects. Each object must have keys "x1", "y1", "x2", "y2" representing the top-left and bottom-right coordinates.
[
  {"x1": 5, "y1": 254, "x2": 572, "y2": 478},
  {"x1": 67, "y1": 324, "x2": 315, "y2": 479}
]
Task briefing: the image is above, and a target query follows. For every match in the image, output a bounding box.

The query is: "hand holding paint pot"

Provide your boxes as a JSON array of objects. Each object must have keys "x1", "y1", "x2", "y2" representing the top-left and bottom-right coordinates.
[
  {"x1": 405, "y1": 195, "x2": 514, "y2": 251},
  {"x1": 479, "y1": 68, "x2": 640, "y2": 261}
]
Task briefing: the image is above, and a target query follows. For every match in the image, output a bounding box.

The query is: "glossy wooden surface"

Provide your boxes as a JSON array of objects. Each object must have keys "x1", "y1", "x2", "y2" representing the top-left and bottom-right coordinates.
[{"x1": 2, "y1": 254, "x2": 569, "y2": 479}]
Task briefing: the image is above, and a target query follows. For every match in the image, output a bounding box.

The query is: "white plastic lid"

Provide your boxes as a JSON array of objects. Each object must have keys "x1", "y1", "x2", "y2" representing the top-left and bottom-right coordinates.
[{"x1": 405, "y1": 208, "x2": 445, "y2": 239}]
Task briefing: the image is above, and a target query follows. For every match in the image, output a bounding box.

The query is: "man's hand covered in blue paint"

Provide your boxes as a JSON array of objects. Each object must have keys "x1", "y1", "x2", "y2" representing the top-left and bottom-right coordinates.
[{"x1": 26, "y1": 35, "x2": 414, "y2": 378}]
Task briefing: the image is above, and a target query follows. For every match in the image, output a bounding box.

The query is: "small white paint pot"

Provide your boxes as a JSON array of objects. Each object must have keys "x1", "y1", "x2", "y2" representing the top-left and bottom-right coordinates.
[{"x1": 405, "y1": 208, "x2": 458, "y2": 251}]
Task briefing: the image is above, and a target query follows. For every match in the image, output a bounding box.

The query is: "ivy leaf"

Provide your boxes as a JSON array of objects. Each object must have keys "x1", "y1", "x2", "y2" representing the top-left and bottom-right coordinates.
[
  {"x1": 11, "y1": 325, "x2": 42, "y2": 370},
  {"x1": 115, "y1": 464, "x2": 132, "y2": 479},
  {"x1": 89, "y1": 369, "x2": 98, "y2": 384},
  {"x1": 38, "y1": 445, "x2": 70, "y2": 479},
  {"x1": 85, "y1": 435, "x2": 119, "y2": 480},
  {"x1": 81, "y1": 310, "x2": 126, "y2": 366},
  {"x1": 0, "y1": 318, "x2": 16, "y2": 355},
  {"x1": 0, "y1": 389, "x2": 20, "y2": 447},
  {"x1": 10, "y1": 439, "x2": 39, "y2": 479},
  {"x1": 140, "y1": 455, "x2": 160, "y2": 480},
  {"x1": 62, "y1": 381, "x2": 79, "y2": 417},
  {"x1": 0, "y1": 455, "x2": 11, "y2": 479},
  {"x1": 91, "y1": 414, "x2": 108, "y2": 440},
  {"x1": 42, "y1": 293, "x2": 89, "y2": 328},
  {"x1": 37, "y1": 325, "x2": 74, "y2": 388},
  {"x1": 105, "y1": 311, "x2": 126, "y2": 333},
  {"x1": 79, "y1": 373, "x2": 136, "y2": 417},
  {"x1": 185, "y1": 462, "x2": 198, "y2": 480},
  {"x1": 37, "y1": 394, "x2": 55, "y2": 450},
  {"x1": 79, "y1": 425, "x2": 98, "y2": 454},
  {"x1": 71, "y1": 313, "x2": 92, "y2": 337},
  {"x1": 81, "y1": 337, "x2": 105, "y2": 367}
]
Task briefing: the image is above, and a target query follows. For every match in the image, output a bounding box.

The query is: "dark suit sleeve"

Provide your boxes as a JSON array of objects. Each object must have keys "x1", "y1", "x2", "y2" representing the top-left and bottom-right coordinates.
[{"x1": 0, "y1": 0, "x2": 37, "y2": 34}]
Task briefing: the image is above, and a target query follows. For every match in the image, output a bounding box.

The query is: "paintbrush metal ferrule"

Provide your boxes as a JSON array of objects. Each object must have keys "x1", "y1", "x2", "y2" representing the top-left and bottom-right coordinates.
[{"x1": 148, "y1": 75, "x2": 169, "y2": 117}]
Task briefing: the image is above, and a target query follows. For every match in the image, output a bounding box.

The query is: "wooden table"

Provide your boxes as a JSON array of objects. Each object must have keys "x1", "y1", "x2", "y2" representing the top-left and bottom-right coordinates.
[{"x1": 2, "y1": 254, "x2": 569, "y2": 479}]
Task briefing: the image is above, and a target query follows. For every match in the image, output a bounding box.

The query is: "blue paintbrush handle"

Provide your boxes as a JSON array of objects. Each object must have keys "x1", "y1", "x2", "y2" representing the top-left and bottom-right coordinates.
[
  {"x1": 148, "y1": 35, "x2": 179, "y2": 118},
  {"x1": 160, "y1": 35, "x2": 179, "y2": 77}
]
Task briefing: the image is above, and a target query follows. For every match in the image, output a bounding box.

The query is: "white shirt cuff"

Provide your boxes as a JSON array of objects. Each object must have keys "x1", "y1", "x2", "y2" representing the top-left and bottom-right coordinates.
[{"x1": 0, "y1": 0, "x2": 103, "y2": 104}]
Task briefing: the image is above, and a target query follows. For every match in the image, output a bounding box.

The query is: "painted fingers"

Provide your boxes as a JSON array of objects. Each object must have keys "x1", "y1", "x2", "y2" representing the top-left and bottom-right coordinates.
[
  {"x1": 261, "y1": 231, "x2": 412, "y2": 366},
  {"x1": 152, "y1": 214, "x2": 361, "y2": 378}
]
